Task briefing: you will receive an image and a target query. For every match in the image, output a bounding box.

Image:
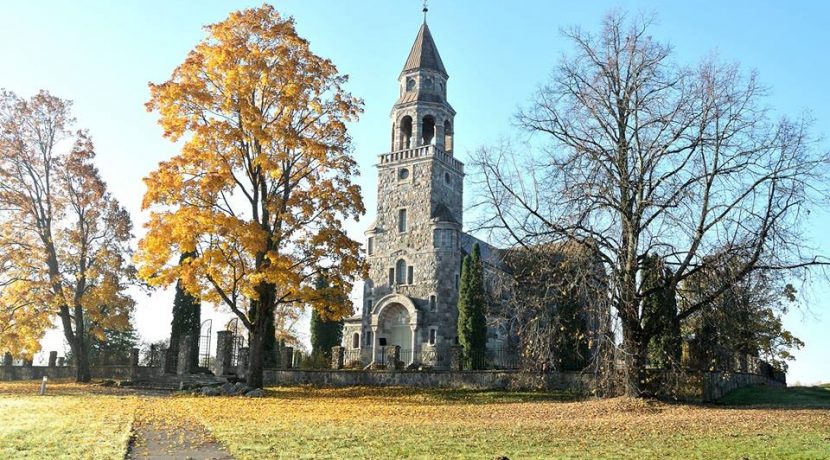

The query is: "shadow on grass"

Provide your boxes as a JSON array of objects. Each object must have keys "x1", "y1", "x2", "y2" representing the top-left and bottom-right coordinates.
[
  {"x1": 717, "y1": 384, "x2": 830, "y2": 409},
  {"x1": 263, "y1": 386, "x2": 582, "y2": 405}
]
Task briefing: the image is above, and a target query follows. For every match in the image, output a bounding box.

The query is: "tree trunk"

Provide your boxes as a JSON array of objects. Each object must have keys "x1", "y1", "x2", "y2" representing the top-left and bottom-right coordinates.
[
  {"x1": 246, "y1": 283, "x2": 276, "y2": 389},
  {"x1": 623, "y1": 323, "x2": 649, "y2": 397},
  {"x1": 59, "y1": 305, "x2": 91, "y2": 383},
  {"x1": 247, "y1": 322, "x2": 266, "y2": 389}
]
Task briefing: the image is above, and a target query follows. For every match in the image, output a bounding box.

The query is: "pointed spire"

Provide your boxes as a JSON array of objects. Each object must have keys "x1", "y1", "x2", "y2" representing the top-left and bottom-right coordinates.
[{"x1": 401, "y1": 22, "x2": 447, "y2": 77}]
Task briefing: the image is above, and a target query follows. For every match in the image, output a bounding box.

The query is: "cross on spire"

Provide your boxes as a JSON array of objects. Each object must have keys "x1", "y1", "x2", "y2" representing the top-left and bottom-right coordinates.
[{"x1": 422, "y1": 0, "x2": 428, "y2": 23}]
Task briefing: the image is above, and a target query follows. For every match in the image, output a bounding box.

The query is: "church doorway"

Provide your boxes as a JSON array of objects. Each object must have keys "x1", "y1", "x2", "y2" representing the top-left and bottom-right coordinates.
[{"x1": 378, "y1": 303, "x2": 412, "y2": 352}]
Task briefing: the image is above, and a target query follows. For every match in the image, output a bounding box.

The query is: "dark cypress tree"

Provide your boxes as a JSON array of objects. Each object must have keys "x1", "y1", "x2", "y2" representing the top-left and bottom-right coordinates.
[
  {"x1": 641, "y1": 254, "x2": 681, "y2": 368},
  {"x1": 309, "y1": 276, "x2": 344, "y2": 361},
  {"x1": 457, "y1": 243, "x2": 488, "y2": 369},
  {"x1": 169, "y1": 252, "x2": 202, "y2": 369}
]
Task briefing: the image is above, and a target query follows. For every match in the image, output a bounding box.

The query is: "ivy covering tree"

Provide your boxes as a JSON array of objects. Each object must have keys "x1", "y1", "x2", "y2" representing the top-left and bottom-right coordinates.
[
  {"x1": 682, "y1": 253, "x2": 804, "y2": 371},
  {"x1": 457, "y1": 243, "x2": 487, "y2": 369},
  {"x1": 310, "y1": 277, "x2": 343, "y2": 360},
  {"x1": 169, "y1": 252, "x2": 201, "y2": 370},
  {"x1": 641, "y1": 254, "x2": 681, "y2": 368}
]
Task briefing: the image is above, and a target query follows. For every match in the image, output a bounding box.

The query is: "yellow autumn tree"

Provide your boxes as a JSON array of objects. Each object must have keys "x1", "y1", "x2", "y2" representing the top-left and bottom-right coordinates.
[
  {"x1": 137, "y1": 5, "x2": 366, "y2": 388},
  {"x1": 0, "y1": 90, "x2": 135, "y2": 381}
]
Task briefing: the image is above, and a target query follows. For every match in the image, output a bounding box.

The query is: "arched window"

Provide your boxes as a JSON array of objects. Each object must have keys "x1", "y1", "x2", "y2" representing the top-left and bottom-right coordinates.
[
  {"x1": 443, "y1": 120, "x2": 453, "y2": 152},
  {"x1": 352, "y1": 332, "x2": 360, "y2": 349},
  {"x1": 396, "y1": 259, "x2": 407, "y2": 285},
  {"x1": 399, "y1": 116, "x2": 413, "y2": 149},
  {"x1": 422, "y1": 115, "x2": 436, "y2": 145}
]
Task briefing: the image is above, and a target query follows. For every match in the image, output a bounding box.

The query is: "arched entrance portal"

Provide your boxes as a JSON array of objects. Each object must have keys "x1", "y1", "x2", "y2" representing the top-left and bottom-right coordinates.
[{"x1": 378, "y1": 303, "x2": 412, "y2": 350}]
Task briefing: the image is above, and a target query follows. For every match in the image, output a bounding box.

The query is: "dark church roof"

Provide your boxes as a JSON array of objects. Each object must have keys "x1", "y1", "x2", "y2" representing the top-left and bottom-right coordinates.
[
  {"x1": 402, "y1": 23, "x2": 447, "y2": 77},
  {"x1": 431, "y1": 203, "x2": 459, "y2": 224}
]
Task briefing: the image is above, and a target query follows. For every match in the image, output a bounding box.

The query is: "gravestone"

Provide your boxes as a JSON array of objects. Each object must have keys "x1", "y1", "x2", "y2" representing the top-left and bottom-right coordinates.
[
  {"x1": 48, "y1": 351, "x2": 57, "y2": 367},
  {"x1": 177, "y1": 334, "x2": 195, "y2": 375},
  {"x1": 331, "y1": 346, "x2": 345, "y2": 370},
  {"x1": 280, "y1": 346, "x2": 294, "y2": 370},
  {"x1": 2, "y1": 352, "x2": 12, "y2": 366},
  {"x1": 214, "y1": 330, "x2": 234, "y2": 376},
  {"x1": 236, "y1": 347, "x2": 249, "y2": 377},
  {"x1": 386, "y1": 345, "x2": 401, "y2": 371}
]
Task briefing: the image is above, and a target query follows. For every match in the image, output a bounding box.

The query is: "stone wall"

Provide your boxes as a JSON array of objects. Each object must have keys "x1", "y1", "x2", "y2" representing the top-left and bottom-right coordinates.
[
  {"x1": 262, "y1": 369, "x2": 591, "y2": 391},
  {"x1": 0, "y1": 365, "x2": 162, "y2": 382},
  {"x1": 700, "y1": 371, "x2": 786, "y2": 402}
]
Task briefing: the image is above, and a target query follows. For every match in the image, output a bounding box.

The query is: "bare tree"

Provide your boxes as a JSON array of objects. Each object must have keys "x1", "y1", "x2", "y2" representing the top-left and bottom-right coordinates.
[{"x1": 472, "y1": 12, "x2": 828, "y2": 396}]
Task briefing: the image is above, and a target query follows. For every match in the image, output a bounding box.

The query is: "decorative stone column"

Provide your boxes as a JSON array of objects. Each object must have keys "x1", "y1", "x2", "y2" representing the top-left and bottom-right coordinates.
[
  {"x1": 130, "y1": 348, "x2": 140, "y2": 367},
  {"x1": 2, "y1": 352, "x2": 11, "y2": 366},
  {"x1": 177, "y1": 334, "x2": 195, "y2": 375},
  {"x1": 236, "y1": 347, "x2": 249, "y2": 377},
  {"x1": 214, "y1": 330, "x2": 234, "y2": 376},
  {"x1": 449, "y1": 345, "x2": 463, "y2": 371},
  {"x1": 386, "y1": 345, "x2": 401, "y2": 371},
  {"x1": 280, "y1": 346, "x2": 294, "y2": 370},
  {"x1": 331, "y1": 346, "x2": 344, "y2": 370},
  {"x1": 48, "y1": 351, "x2": 57, "y2": 367}
]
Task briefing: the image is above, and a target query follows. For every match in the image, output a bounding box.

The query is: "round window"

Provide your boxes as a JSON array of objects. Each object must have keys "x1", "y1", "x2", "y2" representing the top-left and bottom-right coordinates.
[
  {"x1": 424, "y1": 77, "x2": 434, "y2": 89},
  {"x1": 444, "y1": 172, "x2": 451, "y2": 184},
  {"x1": 399, "y1": 168, "x2": 410, "y2": 180},
  {"x1": 406, "y1": 78, "x2": 416, "y2": 91}
]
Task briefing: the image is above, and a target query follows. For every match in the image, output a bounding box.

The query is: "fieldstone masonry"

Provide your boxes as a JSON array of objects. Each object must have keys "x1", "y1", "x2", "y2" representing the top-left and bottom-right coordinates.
[
  {"x1": 236, "y1": 347, "x2": 249, "y2": 377},
  {"x1": 280, "y1": 347, "x2": 294, "y2": 370},
  {"x1": 214, "y1": 330, "x2": 234, "y2": 376},
  {"x1": 177, "y1": 334, "x2": 195, "y2": 375},
  {"x1": 331, "y1": 346, "x2": 345, "y2": 370}
]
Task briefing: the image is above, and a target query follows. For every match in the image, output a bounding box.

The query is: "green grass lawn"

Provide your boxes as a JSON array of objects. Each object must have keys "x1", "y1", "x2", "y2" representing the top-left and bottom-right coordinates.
[
  {"x1": 0, "y1": 381, "x2": 137, "y2": 460},
  {"x1": 0, "y1": 381, "x2": 828, "y2": 459},
  {"x1": 719, "y1": 383, "x2": 830, "y2": 408}
]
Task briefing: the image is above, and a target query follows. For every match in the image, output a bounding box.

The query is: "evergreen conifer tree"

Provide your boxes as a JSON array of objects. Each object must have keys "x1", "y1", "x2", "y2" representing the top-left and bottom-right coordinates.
[
  {"x1": 457, "y1": 244, "x2": 488, "y2": 369},
  {"x1": 169, "y1": 252, "x2": 201, "y2": 369},
  {"x1": 641, "y1": 254, "x2": 681, "y2": 368},
  {"x1": 310, "y1": 276, "x2": 344, "y2": 361}
]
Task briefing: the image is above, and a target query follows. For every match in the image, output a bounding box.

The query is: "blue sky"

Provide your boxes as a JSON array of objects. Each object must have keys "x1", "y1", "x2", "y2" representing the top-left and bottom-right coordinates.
[{"x1": 2, "y1": 1, "x2": 828, "y2": 383}]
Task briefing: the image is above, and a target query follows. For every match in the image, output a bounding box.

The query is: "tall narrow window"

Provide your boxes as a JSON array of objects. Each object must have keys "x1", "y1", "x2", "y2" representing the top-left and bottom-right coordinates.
[
  {"x1": 367, "y1": 237, "x2": 374, "y2": 256},
  {"x1": 407, "y1": 266, "x2": 414, "y2": 285},
  {"x1": 429, "y1": 295, "x2": 437, "y2": 311},
  {"x1": 433, "y1": 229, "x2": 439, "y2": 248},
  {"x1": 352, "y1": 332, "x2": 360, "y2": 349},
  {"x1": 396, "y1": 259, "x2": 407, "y2": 285},
  {"x1": 429, "y1": 328, "x2": 437, "y2": 346},
  {"x1": 455, "y1": 274, "x2": 459, "y2": 290},
  {"x1": 398, "y1": 209, "x2": 407, "y2": 233},
  {"x1": 366, "y1": 331, "x2": 373, "y2": 347},
  {"x1": 388, "y1": 268, "x2": 395, "y2": 286}
]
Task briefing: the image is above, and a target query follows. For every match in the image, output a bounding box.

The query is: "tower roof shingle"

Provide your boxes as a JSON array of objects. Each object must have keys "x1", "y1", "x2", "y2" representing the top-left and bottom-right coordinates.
[{"x1": 402, "y1": 23, "x2": 447, "y2": 77}]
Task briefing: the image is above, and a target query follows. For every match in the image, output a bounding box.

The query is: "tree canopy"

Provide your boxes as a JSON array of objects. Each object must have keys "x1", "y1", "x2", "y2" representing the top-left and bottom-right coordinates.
[
  {"x1": 474, "y1": 11, "x2": 828, "y2": 396},
  {"x1": 137, "y1": 5, "x2": 366, "y2": 388},
  {"x1": 0, "y1": 90, "x2": 135, "y2": 381}
]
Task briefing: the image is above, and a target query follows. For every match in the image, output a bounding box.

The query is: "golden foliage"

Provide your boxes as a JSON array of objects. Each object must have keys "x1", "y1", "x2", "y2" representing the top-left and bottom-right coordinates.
[
  {"x1": 137, "y1": 5, "x2": 366, "y2": 334},
  {"x1": 0, "y1": 91, "x2": 135, "y2": 360}
]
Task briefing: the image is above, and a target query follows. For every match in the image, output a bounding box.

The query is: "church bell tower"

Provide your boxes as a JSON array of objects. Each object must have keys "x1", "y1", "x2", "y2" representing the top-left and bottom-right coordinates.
[{"x1": 355, "y1": 11, "x2": 465, "y2": 364}]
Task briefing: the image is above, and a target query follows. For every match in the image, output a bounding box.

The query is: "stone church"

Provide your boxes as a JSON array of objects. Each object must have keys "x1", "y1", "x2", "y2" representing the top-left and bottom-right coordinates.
[{"x1": 342, "y1": 19, "x2": 505, "y2": 366}]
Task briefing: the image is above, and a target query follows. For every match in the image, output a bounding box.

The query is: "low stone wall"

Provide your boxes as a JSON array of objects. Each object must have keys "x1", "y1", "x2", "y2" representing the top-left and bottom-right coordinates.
[
  {"x1": 701, "y1": 371, "x2": 785, "y2": 402},
  {"x1": 0, "y1": 365, "x2": 162, "y2": 382},
  {"x1": 0, "y1": 365, "x2": 76, "y2": 381},
  {"x1": 262, "y1": 368, "x2": 592, "y2": 391}
]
